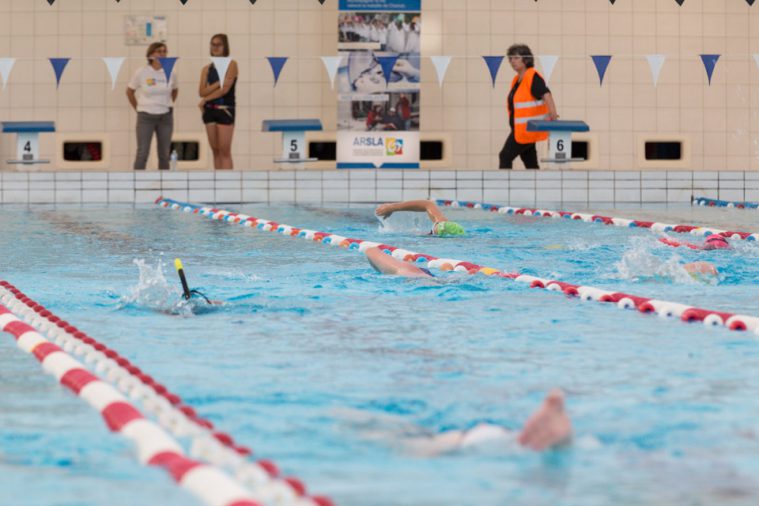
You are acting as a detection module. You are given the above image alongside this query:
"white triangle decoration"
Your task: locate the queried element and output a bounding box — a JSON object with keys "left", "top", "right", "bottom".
{"left": 753, "top": 54, "right": 759, "bottom": 72}
{"left": 102, "top": 57, "right": 125, "bottom": 90}
{"left": 320, "top": 56, "right": 343, "bottom": 89}
{"left": 430, "top": 56, "right": 452, "bottom": 87}
{"left": 0, "top": 58, "right": 16, "bottom": 91}
{"left": 537, "top": 55, "right": 559, "bottom": 84}
{"left": 211, "top": 57, "right": 232, "bottom": 89}
{"left": 646, "top": 54, "right": 666, "bottom": 87}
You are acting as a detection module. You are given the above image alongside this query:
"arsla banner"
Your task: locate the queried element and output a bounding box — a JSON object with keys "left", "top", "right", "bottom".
{"left": 337, "top": 0, "right": 421, "bottom": 168}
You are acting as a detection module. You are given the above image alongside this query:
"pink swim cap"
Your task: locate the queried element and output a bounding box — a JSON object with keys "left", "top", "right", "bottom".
{"left": 703, "top": 234, "right": 730, "bottom": 250}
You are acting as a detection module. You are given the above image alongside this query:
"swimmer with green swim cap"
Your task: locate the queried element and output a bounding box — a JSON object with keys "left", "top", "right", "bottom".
{"left": 375, "top": 200, "right": 465, "bottom": 237}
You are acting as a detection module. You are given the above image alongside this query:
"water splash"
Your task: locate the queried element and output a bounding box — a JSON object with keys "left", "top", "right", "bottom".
{"left": 377, "top": 214, "right": 430, "bottom": 235}
{"left": 120, "top": 259, "right": 193, "bottom": 315}
{"left": 614, "top": 238, "right": 700, "bottom": 284}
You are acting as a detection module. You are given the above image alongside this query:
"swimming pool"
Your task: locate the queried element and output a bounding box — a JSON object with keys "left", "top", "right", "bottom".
{"left": 3, "top": 202, "right": 759, "bottom": 505}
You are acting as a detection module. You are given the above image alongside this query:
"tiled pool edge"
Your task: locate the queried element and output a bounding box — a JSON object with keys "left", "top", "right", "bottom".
{"left": 0, "top": 170, "right": 756, "bottom": 206}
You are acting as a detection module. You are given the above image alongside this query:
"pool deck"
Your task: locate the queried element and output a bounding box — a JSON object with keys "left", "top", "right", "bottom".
{"left": 0, "top": 170, "right": 755, "bottom": 206}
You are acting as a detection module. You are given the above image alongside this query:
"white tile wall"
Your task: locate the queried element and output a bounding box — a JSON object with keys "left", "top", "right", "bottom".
{"left": 1, "top": 169, "right": 758, "bottom": 206}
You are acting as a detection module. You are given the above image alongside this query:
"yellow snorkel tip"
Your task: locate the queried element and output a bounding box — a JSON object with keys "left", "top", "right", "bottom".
{"left": 174, "top": 258, "right": 184, "bottom": 272}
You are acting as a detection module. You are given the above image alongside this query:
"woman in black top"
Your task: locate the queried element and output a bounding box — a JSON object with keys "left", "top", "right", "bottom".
{"left": 499, "top": 44, "right": 558, "bottom": 169}
{"left": 198, "top": 34, "right": 238, "bottom": 170}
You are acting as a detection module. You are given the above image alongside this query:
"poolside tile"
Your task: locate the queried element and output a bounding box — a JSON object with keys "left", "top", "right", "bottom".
{"left": 615, "top": 188, "right": 642, "bottom": 202}
{"left": 718, "top": 171, "right": 744, "bottom": 181}
{"left": 161, "top": 181, "right": 187, "bottom": 191}
{"left": 270, "top": 171, "right": 295, "bottom": 180}
{"left": 430, "top": 188, "right": 456, "bottom": 201}
{"left": 28, "top": 172, "right": 54, "bottom": 181}
{"left": 588, "top": 189, "right": 614, "bottom": 202}
{"left": 161, "top": 171, "right": 188, "bottom": 181}
{"left": 56, "top": 181, "right": 82, "bottom": 190}
{"left": 215, "top": 189, "right": 241, "bottom": 203}
{"left": 562, "top": 179, "right": 586, "bottom": 190}
{"left": 323, "top": 189, "right": 349, "bottom": 202}
{"left": 536, "top": 188, "right": 562, "bottom": 203}
{"left": 377, "top": 170, "right": 402, "bottom": 180}
{"left": 190, "top": 171, "right": 216, "bottom": 180}
{"left": 214, "top": 171, "right": 241, "bottom": 181}
{"left": 29, "top": 190, "right": 54, "bottom": 203}
{"left": 296, "top": 180, "right": 321, "bottom": 190}
{"left": 108, "top": 189, "right": 133, "bottom": 203}
{"left": 483, "top": 189, "right": 509, "bottom": 203}
{"left": 562, "top": 171, "right": 588, "bottom": 180}
{"left": 2, "top": 172, "right": 28, "bottom": 182}
{"left": 350, "top": 188, "right": 376, "bottom": 202}
{"left": 405, "top": 171, "right": 430, "bottom": 180}
{"left": 718, "top": 189, "right": 745, "bottom": 201}
{"left": 241, "top": 188, "right": 267, "bottom": 203}
{"left": 745, "top": 189, "right": 759, "bottom": 201}
{"left": 55, "top": 189, "right": 82, "bottom": 203}
{"left": 429, "top": 179, "right": 456, "bottom": 189}
{"left": 377, "top": 188, "right": 403, "bottom": 202}
{"left": 82, "top": 190, "right": 108, "bottom": 203}
{"left": 55, "top": 172, "right": 82, "bottom": 181}
{"left": 509, "top": 171, "right": 536, "bottom": 181}
{"left": 270, "top": 189, "right": 295, "bottom": 202}
{"left": 189, "top": 189, "right": 215, "bottom": 202}
{"left": 666, "top": 171, "right": 692, "bottom": 180}
{"left": 666, "top": 189, "right": 693, "bottom": 202}
{"left": 295, "top": 189, "right": 322, "bottom": 203}
{"left": 509, "top": 188, "right": 535, "bottom": 205}
{"left": 2, "top": 190, "right": 28, "bottom": 203}
{"left": 402, "top": 188, "right": 429, "bottom": 200}
{"left": 588, "top": 171, "right": 614, "bottom": 180}
{"left": 429, "top": 170, "right": 456, "bottom": 179}
{"left": 641, "top": 189, "right": 667, "bottom": 203}
{"left": 562, "top": 188, "right": 588, "bottom": 203}
{"left": 135, "top": 180, "right": 161, "bottom": 190}
{"left": 296, "top": 171, "right": 322, "bottom": 180}
{"left": 109, "top": 172, "right": 134, "bottom": 181}
{"left": 134, "top": 190, "right": 159, "bottom": 204}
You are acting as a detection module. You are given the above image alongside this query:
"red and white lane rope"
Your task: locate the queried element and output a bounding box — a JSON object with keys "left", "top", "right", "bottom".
{"left": 693, "top": 196, "right": 759, "bottom": 210}
{"left": 0, "top": 282, "right": 333, "bottom": 506}
{"left": 156, "top": 197, "right": 759, "bottom": 334}
{"left": 435, "top": 199, "right": 759, "bottom": 242}
{"left": 0, "top": 301, "right": 259, "bottom": 506}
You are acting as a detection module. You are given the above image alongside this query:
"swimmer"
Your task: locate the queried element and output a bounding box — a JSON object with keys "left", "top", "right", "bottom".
{"left": 375, "top": 200, "right": 465, "bottom": 237}
{"left": 365, "top": 247, "right": 434, "bottom": 278}
{"left": 348, "top": 389, "right": 572, "bottom": 457}
{"left": 659, "top": 234, "right": 730, "bottom": 251}
{"left": 683, "top": 261, "right": 719, "bottom": 280}
{"left": 174, "top": 258, "right": 223, "bottom": 306}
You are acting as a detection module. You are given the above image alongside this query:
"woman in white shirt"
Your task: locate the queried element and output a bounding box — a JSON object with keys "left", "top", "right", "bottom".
{"left": 126, "top": 42, "right": 179, "bottom": 170}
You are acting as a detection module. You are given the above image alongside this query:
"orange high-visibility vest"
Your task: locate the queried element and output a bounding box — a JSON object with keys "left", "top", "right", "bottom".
{"left": 508, "top": 68, "right": 549, "bottom": 144}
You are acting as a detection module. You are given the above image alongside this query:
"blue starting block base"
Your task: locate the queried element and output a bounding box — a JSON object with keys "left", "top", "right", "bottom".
{"left": 527, "top": 120, "right": 589, "bottom": 164}
{"left": 2, "top": 121, "right": 56, "bottom": 165}
{"left": 262, "top": 119, "right": 323, "bottom": 164}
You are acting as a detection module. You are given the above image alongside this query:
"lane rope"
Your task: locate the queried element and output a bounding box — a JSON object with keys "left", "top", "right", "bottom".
{"left": 0, "top": 281, "right": 333, "bottom": 506}
{"left": 434, "top": 199, "right": 759, "bottom": 242}
{"left": 0, "top": 300, "right": 261, "bottom": 506}
{"left": 693, "top": 196, "right": 759, "bottom": 210}
{"left": 155, "top": 197, "right": 759, "bottom": 334}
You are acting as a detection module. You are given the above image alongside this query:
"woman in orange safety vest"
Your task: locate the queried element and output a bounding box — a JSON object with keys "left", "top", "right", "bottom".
{"left": 499, "top": 44, "right": 559, "bottom": 169}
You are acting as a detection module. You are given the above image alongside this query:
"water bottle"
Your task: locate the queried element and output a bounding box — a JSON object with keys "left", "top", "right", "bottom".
{"left": 170, "top": 149, "right": 178, "bottom": 171}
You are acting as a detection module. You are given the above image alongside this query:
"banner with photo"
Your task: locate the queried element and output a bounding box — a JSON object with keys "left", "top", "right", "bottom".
{"left": 337, "top": 0, "right": 421, "bottom": 168}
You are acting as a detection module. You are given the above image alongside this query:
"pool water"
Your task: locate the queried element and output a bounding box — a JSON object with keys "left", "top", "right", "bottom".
{"left": 3, "top": 203, "right": 759, "bottom": 505}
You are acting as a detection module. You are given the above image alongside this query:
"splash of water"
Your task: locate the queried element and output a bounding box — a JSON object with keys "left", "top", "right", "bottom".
{"left": 614, "top": 238, "right": 700, "bottom": 285}
{"left": 377, "top": 214, "right": 430, "bottom": 235}
{"left": 120, "top": 259, "right": 192, "bottom": 315}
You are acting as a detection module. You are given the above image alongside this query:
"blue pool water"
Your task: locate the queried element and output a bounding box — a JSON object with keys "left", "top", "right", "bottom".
{"left": 3, "top": 203, "right": 759, "bottom": 505}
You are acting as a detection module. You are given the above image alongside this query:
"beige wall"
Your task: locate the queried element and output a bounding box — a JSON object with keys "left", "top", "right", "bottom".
{"left": 0, "top": 0, "right": 758, "bottom": 171}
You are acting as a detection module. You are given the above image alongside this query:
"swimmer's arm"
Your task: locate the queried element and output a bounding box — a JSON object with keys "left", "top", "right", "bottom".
{"left": 404, "top": 430, "right": 465, "bottom": 457}
{"left": 375, "top": 200, "right": 447, "bottom": 223}
{"left": 365, "top": 247, "right": 401, "bottom": 275}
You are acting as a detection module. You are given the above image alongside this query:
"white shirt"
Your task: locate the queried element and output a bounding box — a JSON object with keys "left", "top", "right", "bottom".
{"left": 128, "top": 65, "right": 178, "bottom": 115}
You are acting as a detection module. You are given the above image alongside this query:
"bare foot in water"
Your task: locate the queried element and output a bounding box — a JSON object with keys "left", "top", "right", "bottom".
{"left": 517, "top": 389, "right": 572, "bottom": 451}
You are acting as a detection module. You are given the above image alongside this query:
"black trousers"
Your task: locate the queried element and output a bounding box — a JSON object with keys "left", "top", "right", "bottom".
{"left": 498, "top": 132, "right": 539, "bottom": 169}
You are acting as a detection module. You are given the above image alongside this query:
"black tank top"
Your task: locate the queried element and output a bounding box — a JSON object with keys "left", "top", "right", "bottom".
{"left": 207, "top": 64, "right": 236, "bottom": 107}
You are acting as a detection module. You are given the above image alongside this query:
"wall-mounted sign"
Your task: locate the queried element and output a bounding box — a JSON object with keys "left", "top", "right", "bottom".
{"left": 124, "top": 15, "right": 168, "bottom": 46}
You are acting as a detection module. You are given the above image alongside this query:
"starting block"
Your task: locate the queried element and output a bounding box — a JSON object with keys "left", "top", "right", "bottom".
{"left": 2, "top": 121, "right": 56, "bottom": 165}
{"left": 527, "top": 120, "right": 589, "bottom": 163}
{"left": 262, "top": 119, "right": 323, "bottom": 163}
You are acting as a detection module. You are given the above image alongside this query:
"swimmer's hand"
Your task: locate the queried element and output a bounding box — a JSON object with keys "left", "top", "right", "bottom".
{"left": 375, "top": 203, "right": 395, "bottom": 219}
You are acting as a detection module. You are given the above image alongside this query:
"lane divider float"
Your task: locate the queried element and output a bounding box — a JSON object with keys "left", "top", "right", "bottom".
{"left": 0, "top": 301, "right": 260, "bottom": 506}
{"left": 155, "top": 197, "right": 759, "bottom": 335}
{"left": 435, "top": 199, "right": 758, "bottom": 242}
{"left": 0, "top": 281, "right": 333, "bottom": 506}
{"left": 693, "top": 196, "right": 759, "bottom": 210}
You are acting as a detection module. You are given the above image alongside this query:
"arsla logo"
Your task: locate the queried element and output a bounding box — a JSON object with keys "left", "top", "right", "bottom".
{"left": 385, "top": 138, "right": 404, "bottom": 156}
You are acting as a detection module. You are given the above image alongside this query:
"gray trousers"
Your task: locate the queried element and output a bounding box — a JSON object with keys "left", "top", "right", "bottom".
{"left": 134, "top": 111, "right": 173, "bottom": 170}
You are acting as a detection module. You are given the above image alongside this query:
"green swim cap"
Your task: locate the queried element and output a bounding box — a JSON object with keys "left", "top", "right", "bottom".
{"left": 433, "top": 221, "right": 465, "bottom": 237}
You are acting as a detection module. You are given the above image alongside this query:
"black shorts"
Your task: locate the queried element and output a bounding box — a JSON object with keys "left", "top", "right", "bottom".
{"left": 202, "top": 107, "right": 235, "bottom": 126}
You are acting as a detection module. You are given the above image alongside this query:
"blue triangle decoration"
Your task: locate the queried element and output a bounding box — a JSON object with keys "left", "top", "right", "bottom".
{"left": 376, "top": 55, "right": 399, "bottom": 86}
{"left": 49, "top": 58, "right": 70, "bottom": 88}
{"left": 700, "top": 54, "right": 720, "bottom": 85}
{"left": 267, "top": 57, "right": 288, "bottom": 86}
{"left": 157, "top": 57, "right": 178, "bottom": 84}
{"left": 591, "top": 55, "right": 612, "bottom": 85}
{"left": 482, "top": 56, "right": 504, "bottom": 88}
